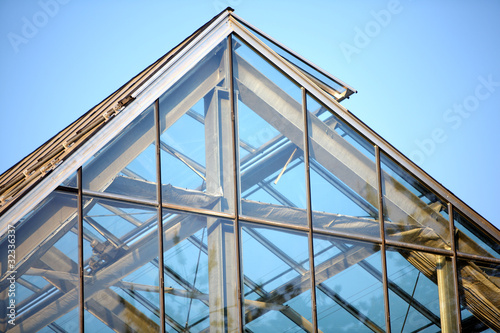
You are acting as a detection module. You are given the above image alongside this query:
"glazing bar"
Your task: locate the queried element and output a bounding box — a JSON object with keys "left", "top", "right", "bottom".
{"left": 228, "top": 34, "right": 244, "bottom": 332}
{"left": 448, "top": 203, "right": 462, "bottom": 332}
{"left": 376, "top": 145, "right": 391, "bottom": 333}
{"left": 77, "top": 167, "right": 84, "bottom": 333}
{"left": 155, "top": 98, "right": 166, "bottom": 333}
{"left": 303, "top": 88, "right": 318, "bottom": 332}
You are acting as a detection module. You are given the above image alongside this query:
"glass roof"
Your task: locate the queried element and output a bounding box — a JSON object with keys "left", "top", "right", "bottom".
{"left": 0, "top": 10, "right": 499, "bottom": 333}
{"left": 234, "top": 14, "right": 356, "bottom": 100}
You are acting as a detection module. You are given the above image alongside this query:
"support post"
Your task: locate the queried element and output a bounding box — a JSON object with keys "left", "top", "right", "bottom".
{"left": 204, "top": 75, "right": 238, "bottom": 331}
{"left": 302, "top": 88, "right": 318, "bottom": 332}
{"left": 436, "top": 255, "right": 458, "bottom": 333}
{"left": 376, "top": 146, "right": 392, "bottom": 333}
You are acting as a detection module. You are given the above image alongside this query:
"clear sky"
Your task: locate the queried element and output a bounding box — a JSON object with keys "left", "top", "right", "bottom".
{"left": 1, "top": 0, "right": 499, "bottom": 229}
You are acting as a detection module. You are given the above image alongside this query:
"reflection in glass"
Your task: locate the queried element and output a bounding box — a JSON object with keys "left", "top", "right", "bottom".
{"left": 233, "top": 36, "right": 307, "bottom": 226}
{"left": 82, "top": 197, "right": 160, "bottom": 332}
{"left": 159, "top": 38, "right": 234, "bottom": 214}
{"left": 458, "top": 259, "right": 500, "bottom": 332}
{"left": 162, "top": 210, "right": 237, "bottom": 332}
{"left": 307, "top": 94, "right": 379, "bottom": 239}
{"left": 454, "top": 209, "right": 500, "bottom": 259}
{"left": 381, "top": 153, "right": 451, "bottom": 249}
{"left": 313, "top": 235, "right": 385, "bottom": 332}
{"left": 385, "top": 248, "right": 452, "bottom": 332}
{"left": 241, "top": 223, "right": 312, "bottom": 332}
{"left": 0, "top": 191, "right": 79, "bottom": 332}
{"left": 82, "top": 104, "right": 157, "bottom": 201}
{"left": 241, "top": 23, "right": 348, "bottom": 99}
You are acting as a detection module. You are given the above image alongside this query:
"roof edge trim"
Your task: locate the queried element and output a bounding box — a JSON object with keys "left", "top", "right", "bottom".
{"left": 231, "top": 12, "right": 357, "bottom": 96}
{"left": 131, "top": 9, "right": 233, "bottom": 100}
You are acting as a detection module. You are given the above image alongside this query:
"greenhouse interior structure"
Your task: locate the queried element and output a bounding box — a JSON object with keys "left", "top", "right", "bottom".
{"left": 0, "top": 7, "right": 499, "bottom": 333}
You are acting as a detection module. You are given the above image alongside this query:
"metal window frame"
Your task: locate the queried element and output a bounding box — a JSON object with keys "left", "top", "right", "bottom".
{"left": 2, "top": 6, "right": 497, "bottom": 255}
{"left": 0, "top": 13, "right": 232, "bottom": 233}
{"left": 231, "top": 13, "right": 357, "bottom": 96}
{"left": 2, "top": 10, "right": 500, "bottom": 333}
{"left": 227, "top": 16, "right": 499, "bottom": 243}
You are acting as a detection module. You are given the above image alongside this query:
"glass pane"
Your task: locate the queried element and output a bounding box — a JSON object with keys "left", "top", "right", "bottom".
{"left": 387, "top": 248, "right": 457, "bottom": 332}
{"left": 162, "top": 210, "right": 237, "bottom": 332}
{"left": 313, "top": 235, "right": 385, "bottom": 332}
{"left": 454, "top": 209, "right": 500, "bottom": 259}
{"left": 61, "top": 169, "right": 78, "bottom": 187}
{"left": 307, "top": 94, "right": 380, "bottom": 239}
{"left": 241, "top": 223, "right": 312, "bottom": 332}
{"left": 233, "top": 36, "right": 306, "bottom": 226}
{"left": 83, "top": 104, "right": 156, "bottom": 201}
{"left": 159, "top": 38, "right": 234, "bottom": 214}
{"left": 381, "top": 153, "right": 451, "bottom": 249}
{"left": 241, "top": 23, "right": 348, "bottom": 99}
{"left": 458, "top": 259, "right": 500, "bottom": 332}
{"left": 0, "top": 191, "right": 79, "bottom": 332}
{"left": 82, "top": 196, "right": 160, "bottom": 332}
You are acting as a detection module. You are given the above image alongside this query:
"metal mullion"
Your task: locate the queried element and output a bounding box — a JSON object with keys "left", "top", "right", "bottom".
{"left": 81, "top": 188, "right": 157, "bottom": 208}
{"left": 228, "top": 34, "right": 244, "bottom": 332}
{"left": 302, "top": 88, "right": 318, "bottom": 332}
{"left": 55, "top": 185, "right": 79, "bottom": 194}
{"left": 155, "top": 98, "right": 166, "bottom": 333}
{"left": 455, "top": 251, "right": 500, "bottom": 264}
{"left": 385, "top": 239, "right": 454, "bottom": 256}
{"left": 448, "top": 203, "right": 462, "bottom": 332}
{"left": 311, "top": 227, "right": 382, "bottom": 244}
{"left": 375, "top": 146, "right": 391, "bottom": 333}
{"left": 77, "top": 167, "right": 84, "bottom": 333}
{"left": 82, "top": 187, "right": 235, "bottom": 220}
{"left": 161, "top": 201, "right": 234, "bottom": 220}
{"left": 239, "top": 215, "right": 309, "bottom": 232}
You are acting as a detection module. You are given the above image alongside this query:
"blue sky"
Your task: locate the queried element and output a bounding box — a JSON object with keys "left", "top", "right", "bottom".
{"left": 1, "top": 0, "right": 499, "bottom": 229}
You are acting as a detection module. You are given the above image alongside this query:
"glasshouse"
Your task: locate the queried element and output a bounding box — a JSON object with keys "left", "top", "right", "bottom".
{"left": 0, "top": 7, "right": 499, "bottom": 333}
